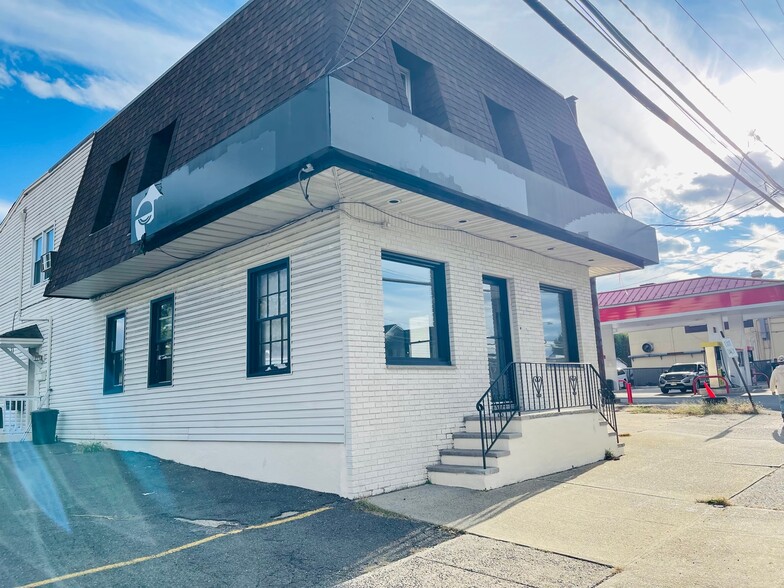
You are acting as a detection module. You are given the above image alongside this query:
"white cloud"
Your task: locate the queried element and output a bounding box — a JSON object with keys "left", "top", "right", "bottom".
{"left": 0, "top": 64, "right": 12, "bottom": 87}
{"left": 16, "top": 71, "right": 139, "bottom": 110}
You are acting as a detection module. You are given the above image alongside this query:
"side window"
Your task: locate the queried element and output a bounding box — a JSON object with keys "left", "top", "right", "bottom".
{"left": 248, "top": 260, "right": 291, "bottom": 377}
{"left": 32, "top": 228, "right": 55, "bottom": 285}
{"left": 540, "top": 285, "right": 579, "bottom": 363}
{"left": 149, "top": 294, "right": 174, "bottom": 387}
{"left": 382, "top": 251, "right": 451, "bottom": 365}
{"left": 104, "top": 312, "right": 126, "bottom": 394}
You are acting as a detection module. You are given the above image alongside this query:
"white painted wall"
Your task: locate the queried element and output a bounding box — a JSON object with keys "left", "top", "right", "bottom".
{"left": 339, "top": 204, "right": 598, "bottom": 497}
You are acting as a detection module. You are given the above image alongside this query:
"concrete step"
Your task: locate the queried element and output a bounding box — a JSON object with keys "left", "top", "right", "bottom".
{"left": 452, "top": 430, "right": 521, "bottom": 451}
{"left": 427, "top": 463, "right": 500, "bottom": 490}
{"left": 463, "top": 415, "right": 523, "bottom": 434}
{"left": 439, "top": 448, "right": 510, "bottom": 467}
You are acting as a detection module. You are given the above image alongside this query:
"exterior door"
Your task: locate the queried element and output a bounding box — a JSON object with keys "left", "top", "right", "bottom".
{"left": 483, "top": 276, "right": 514, "bottom": 383}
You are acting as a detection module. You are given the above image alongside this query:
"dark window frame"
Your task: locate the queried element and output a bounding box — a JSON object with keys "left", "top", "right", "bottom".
{"left": 138, "top": 121, "right": 177, "bottom": 191}
{"left": 391, "top": 42, "right": 450, "bottom": 131}
{"left": 540, "top": 285, "right": 580, "bottom": 363}
{"left": 485, "top": 97, "right": 533, "bottom": 169}
{"left": 382, "top": 251, "right": 451, "bottom": 366}
{"left": 684, "top": 324, "right": 708, "bottom": 334}
{"left": 103, "top": 311, "right": 126, "bottom": 395}
{"left": 92, "top": 153, "right": 131, "bottom": 233}
{"left": 247, "top": 259, "right": 291, "bottom": 378}
{"left": 551, "top": 136, "right": 590, "bottom": 196}
{"left": 148, "top": 294, "right": 175, "bottom": 388}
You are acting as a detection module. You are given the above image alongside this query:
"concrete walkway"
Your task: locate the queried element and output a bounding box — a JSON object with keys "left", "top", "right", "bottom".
{"left": 344, "top": 410, "right": 784, "bottom": 587}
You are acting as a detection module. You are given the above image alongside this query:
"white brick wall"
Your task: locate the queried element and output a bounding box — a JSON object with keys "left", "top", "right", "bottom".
{"left": 339, "top": 204, "right": 598, "bottom": 497}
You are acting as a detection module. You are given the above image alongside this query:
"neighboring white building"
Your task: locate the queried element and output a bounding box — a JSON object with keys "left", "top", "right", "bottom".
{"left": 1, "top": 0, "right": 657, "bottom": 497}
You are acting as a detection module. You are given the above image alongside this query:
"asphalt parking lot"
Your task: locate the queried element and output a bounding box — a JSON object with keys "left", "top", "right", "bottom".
{"left": 0, "top": 443, "right": 453, "bottom": 587}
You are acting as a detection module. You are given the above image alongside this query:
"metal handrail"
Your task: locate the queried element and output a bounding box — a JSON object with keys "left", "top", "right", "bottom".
{"left": 476, "top": 362, "right": 618, "bottom": 468}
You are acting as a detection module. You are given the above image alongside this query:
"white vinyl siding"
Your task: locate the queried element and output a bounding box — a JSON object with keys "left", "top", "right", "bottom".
{"left": 51, "top": 214, "right": 345, "bottom": 444}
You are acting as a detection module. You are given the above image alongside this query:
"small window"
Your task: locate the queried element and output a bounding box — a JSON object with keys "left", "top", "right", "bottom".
{"left": 485, "top": 97, "right": 532, "bottom": 169}
{"left": 32, "top": 228, "right": 55, "bottom": 285}
{"left": 540, "top": 285, "right": 579, "bottom": 363}
{"left": 551, "top": 136, "right": 589, "bottom": 195}
{"left": 104, "top": 312, "right": 126, "bottom": 394}
{"left": 382, "top": 252, "right": 451, "bottom": 365}
{"left": 148, "top": 295, "right": 174, "bottom": 387}
{"left": 399, "top": 66, "right": 412, "bottom": 112}
{"left": 392, "top": 42, "right": 450, "bottom": 130}
{"left": 92, "top": 154, "right": 130, "bottom": 233}
{"left": 138, "top": 122, "right": 176, "bottom": 191}
{"left": 248, "top": 260, "right": 290, "bottom": 377}
{"left": 684, "top": 324, "right": 708, "bottom": 334}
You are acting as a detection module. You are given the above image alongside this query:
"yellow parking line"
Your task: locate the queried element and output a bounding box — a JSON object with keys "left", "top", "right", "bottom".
{"left": 18, "top": 506, "right": 333, "bottom": 588}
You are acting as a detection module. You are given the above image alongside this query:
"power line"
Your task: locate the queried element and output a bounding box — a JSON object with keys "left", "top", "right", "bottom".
{"left": 623, "top": 225, "right": 784, "bottom": 287}
{"left": 615, "top": 0, "right": 728, "bottom": 110}
{"left": 738, "top": 0, "right": 784, "bottom": 65}
{"left": 319, "top": 0, "right": 365, "bottom": 77}
{"left": 519, "top": 0, "right": 784, "bottom": 216}
{"left": 777, "top": 0, "right": 784, "bottom": 18}
{"left": 328, "top": 0, "right": 415, "bottom": 75}
{"left": 671, "top": 0, "right": 755, "bottom": 82}
{"left": 575, "top": 0, "right": 782, "bottom": 193}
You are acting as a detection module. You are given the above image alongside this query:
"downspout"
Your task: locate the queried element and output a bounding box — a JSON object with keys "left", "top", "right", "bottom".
{"left": 17, "top": 207, "right": 27, "bottom": 327}
{"left": 590, "top": 277, "right": 607, "bottom": 386}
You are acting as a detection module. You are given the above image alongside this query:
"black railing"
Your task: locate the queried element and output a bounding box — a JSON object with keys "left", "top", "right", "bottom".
{"left": 476, "top": 362, "right": 618, "bottom": 468}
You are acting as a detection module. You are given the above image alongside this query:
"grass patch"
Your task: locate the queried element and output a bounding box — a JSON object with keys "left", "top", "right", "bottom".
{"left": 78, "top": 441, "right": 106, "bottom": 453}
{"left": 626, "top": 400, "right": 761, "bottom": 416}
{"left": 697, "top": 497, "right": 732, "bottom": 507}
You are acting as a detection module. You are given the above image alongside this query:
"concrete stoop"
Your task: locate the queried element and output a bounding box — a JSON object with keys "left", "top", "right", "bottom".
{"left": 427, "top": 408, "right": 623, "bottom": 491}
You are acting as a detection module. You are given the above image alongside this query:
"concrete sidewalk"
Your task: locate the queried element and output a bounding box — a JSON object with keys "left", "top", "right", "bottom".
{"left": 346, "top": 410, "right": 784, "bottom": 587}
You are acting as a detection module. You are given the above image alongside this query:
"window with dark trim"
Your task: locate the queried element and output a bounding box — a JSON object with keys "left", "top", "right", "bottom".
{"left": 392, "top": 42, "right": 450, "bottom": 131}
{"left": 540, "top": 285, "right": 579, "bottom": 363}
{"left": 92, "top": 154, "right": 130, "bottom": 233}
{"left": 485, "top": 97, "right": 532, "bottom": 169}
{"left": 32, "top": 227, "right": 54, "bottom": 285}
{"left": 104, "top": 312, "right": 126, "bottom": 394}
{"left": 138, "top": 122, "right": 176, "bottom": 191}
{"left": 684, "top": 324, "right": 708, "bottom": 334}
{"left": 148, "top": 294, "right": 174, "bottom": 387}
{"left": 382, "top": 252, "right": 451, "bottom": 365}
{"left": 551, "top": 136, "right": 589, "bottom": 196}
{"left": 248, "top": 260, "right": 290, "bottom": 377}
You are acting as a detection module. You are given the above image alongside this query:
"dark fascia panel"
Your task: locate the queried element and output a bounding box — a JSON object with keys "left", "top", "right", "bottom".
{"left": 49, "top": 77, "right": 658, "bottom": 298}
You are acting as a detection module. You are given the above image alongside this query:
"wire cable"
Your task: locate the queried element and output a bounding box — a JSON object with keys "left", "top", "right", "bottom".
{"left": 671, "top": 0, "right": 755, "bottom": 82}
{"left": 328, "top": 0, "right": 414, "bottom": 75}
{"left": 319, "top": 0, "right": 365, "bottom": 77}
{"left": 738, "top": 0, "right": 784, "bottom": 65}
{"left": 615, "top": 0, "right": 728, "bottom": 110}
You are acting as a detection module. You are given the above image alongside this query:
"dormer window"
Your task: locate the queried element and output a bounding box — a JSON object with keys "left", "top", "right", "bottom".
{"left": 138, "top": 121, "right": 176, "bottom": 191}
{"left": 399, "top": 67, "right": 412, "bottom": 112}
{"left": 552, "top": 136, "right": 589, "bottom": 195}
{"left": 92, "top": 154, "right": 130, "bottom": 233}
{"left": 486, "top": 97, "right": 532, "bottom": 169}
{"left": 392, "top": 42, "right": 450, "bottom": 131}
{"left": 32, "top": 228, "right": 54, "bottom": 285}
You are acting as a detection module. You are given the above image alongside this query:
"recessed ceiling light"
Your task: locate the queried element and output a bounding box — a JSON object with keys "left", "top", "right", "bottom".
{"left": 510, "top": 235, "right": 519, "bottom": 239}
{"left": 388, "top": 198, "right": 401, "bottom": 204}
{"left": 458, "top": 219, "right": 468, "bottom": 224}
{"left": 588, "top": 259, "right": 595, "bottom": 262}
{"left": 547, "top": 247, "right": 555, "bottom": 251}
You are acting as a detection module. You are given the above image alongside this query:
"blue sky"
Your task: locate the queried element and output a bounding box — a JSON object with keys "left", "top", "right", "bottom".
{"left": 2, "top": 0, "right": 784, "bottom": 290}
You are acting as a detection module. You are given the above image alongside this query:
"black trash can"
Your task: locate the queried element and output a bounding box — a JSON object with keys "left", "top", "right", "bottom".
{"left": 31, "top": 409, "right": 59, "bottom": 445}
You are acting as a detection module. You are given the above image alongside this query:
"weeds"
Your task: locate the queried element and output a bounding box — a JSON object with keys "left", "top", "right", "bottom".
{"left": 79, "top": 441, "right": 106, "bottom": 453}
{"left": 626, "top": 401, "right": 761, "bottom": 416}
{"left": 604, "top": 449, "right": 619, "bottom": 461}
{"left": 697, "top": 497, "right": 732, "bottom": 507}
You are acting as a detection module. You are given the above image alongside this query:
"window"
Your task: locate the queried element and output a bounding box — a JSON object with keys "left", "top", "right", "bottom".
{"left": 382, "top": 252, "right": 450, "bottom": 365}
{"left": 551, "top": 136, "right": 589, "bottom": 196}
{"left": 485, "top": 97, "right": 532, "bottom": 169}
{"left": 148, "top": 295, "right": 174, "bottom": 386}
{"left": 138, "top": 122, "right": 176, "bottom": 191}
{"left": 540, "top": 286, "right": 579, "bottom": 363}
{"left": 92, "top": 154, "right": 131, "bottom": 233}
{"left": 104, "top": 312, "right": 126, "bottom": 394}
{"left": 684, "top": 324, "right": 708, "bottom": 334}
{"left": 392, "top": 42, "right": 450, "bottom": 131}
{"left": 32, "top": 228, "right": 54, "bottom": 285}
{"left": 248, "top": 260, "right": 290, "bottom": 377}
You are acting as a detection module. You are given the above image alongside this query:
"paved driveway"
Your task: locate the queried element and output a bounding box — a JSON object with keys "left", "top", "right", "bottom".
{"left": 0, "top": 443, "right": 453, "bottom": 587}
{"left": 360, "top": 410, "right": 784, "bottom": 587}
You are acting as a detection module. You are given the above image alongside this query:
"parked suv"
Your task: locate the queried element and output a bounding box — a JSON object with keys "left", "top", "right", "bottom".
{"left": 659, "top": 363, "right": 708, "bottom": 394}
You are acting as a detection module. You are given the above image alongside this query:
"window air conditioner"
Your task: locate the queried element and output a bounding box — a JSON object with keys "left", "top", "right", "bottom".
{"left": 41, "top": 251, "right": 55, "bottom": 273}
